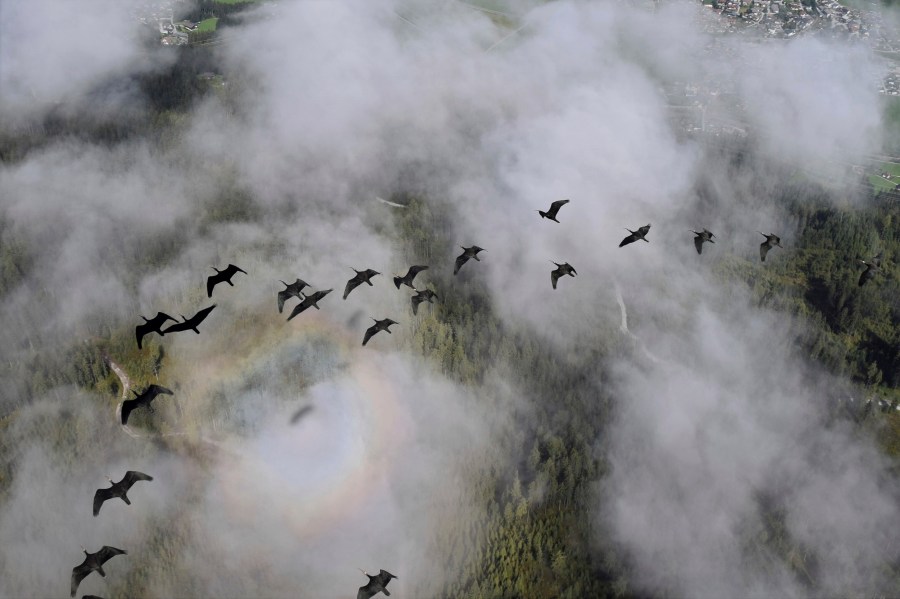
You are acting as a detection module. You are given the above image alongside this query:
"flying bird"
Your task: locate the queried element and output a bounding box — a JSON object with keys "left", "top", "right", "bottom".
{"left": 550, "top": 262, "right": 577, "bottom": 289}
{"left": 410, "top": 288, "right": 438, "bottom": 315}
{"left": 70, "top": 546, "right": 126, "bottom": 598}
{"left": 454, "top": 246, "right": 485, "bottom": 275}
{"left": 286, "top": 289, "right": 333, "bottom": 321}
{"left": 93, "top": 471, "right": 153, "bottom": 517}
{"left": 82, "top": 595, "right": 106, "bottom": 599}
{"left": 161, "top": 305, "right": 216, "bottom": 335}
{"left": 393, "top": 265, "right": 428, "bottom": 289}
{"left": 277, "top": 279, "right": 309, "bottom": 313}
{"left": 691, "top": 229, "right": 716, "bottom": 254}
{"left": 619, "top": 224, "right": 651, "bottom": 247}
{"left": 362, "top": 318, "right": 398, "bottom": 346}
{"left": 120, "top": 384, "right": 173, "bottom": 426}
{"left": 758, "top": 232, "right": 782, "bottom": 262}
{"left": 858, "top": 251, "right": 883, "bottom": 287}
{"left": 290, "top": 405, "right": 314, "bottom": 424}
{"left": 357, "top": 568, "right": 398, "bottom": 599}
{"left": 207, "top": 264, "right": 247, "bottom": 298}
{"left": 344, "top": 268, "right": 380, "bottom": 299}
{"left": 538, "top": 198, "right": 570, "bottom": 223}
{"left": 135, "top": 312, "right": 176, "bottom": 350}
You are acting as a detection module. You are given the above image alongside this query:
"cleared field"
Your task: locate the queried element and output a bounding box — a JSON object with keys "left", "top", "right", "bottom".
{"left": 197, "top": 17, "right": 218, "bottom": 32}
{"left": 870, "top": 161, "right": 900, "bottom": 192}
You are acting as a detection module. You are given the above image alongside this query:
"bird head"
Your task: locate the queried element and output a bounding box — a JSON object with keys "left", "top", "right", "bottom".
{"left": 81, "top": 545, "right": 88, "bottom": 555}
{"left": 106, "top": 475, "right": 114, "bottom": 484}
{"left": 358, "top": 568, "right": 369, "bottom": 577}
{"left": 474, "top": 246, "right": 485, "bottom": 253}
{"left": 387, "top": 319, "right": 399, "bottom": 325}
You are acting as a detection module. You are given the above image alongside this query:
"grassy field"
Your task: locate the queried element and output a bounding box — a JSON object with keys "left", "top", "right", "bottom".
{"left": 197, "top": 17, "right": 219, "bottom": 33}
{"left": 869, "top": 160, "right": 900, "bottom": 192}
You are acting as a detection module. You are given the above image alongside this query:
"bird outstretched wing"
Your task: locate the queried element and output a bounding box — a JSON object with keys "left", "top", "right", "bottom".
{"left": 287, "top": 302, "right": 309, "bottom": 321}
{"left": 71, "top": 562, "right": 92, "bottom": 597}
{"left": 759, "top": 242, "right": 770, "bottom": 262}
{"left": 277, "top": 289, "right": 292, "bottom": 313}
{"left": 123, "top": 471, "right": 153, "bottom": 488}
{"left": 135, "top": 323, "right": 150, "bottom": 350}
{"left": 411, "top": 294, "right": 424, "bottom": 315}
{"left": 344, "top": 276, "right": 363, "bottom": 300}
{"left": 453, "top": 254, "right": 469, "bottom": 275}
{"left": 93, "top": 488, "right": 114, "bottom": 517}
{"left": 206, "top": 273, "right": 220, "bottom": 298}
{"left": 619, "top": 233, "right": 638, "bottom": 247}
{"left": 551, "top": 269, "right": 560, "bottom": 289}
{"left": 96, "top": 546, "right": 127, "bottom": 565}
{"left": 694, "top": 235, "right": 704, "bottom": 255}
{"left": 362, "top": 325, "right": 378, "bottom": 346}
{"left": 549, "top": 199, "right": 569, "bottom": 217}
{"left": 120, "top": 400, "right": 138, "bottom": 426}
{"left": 146, "top": 385, "right": 174, "bottom": 401}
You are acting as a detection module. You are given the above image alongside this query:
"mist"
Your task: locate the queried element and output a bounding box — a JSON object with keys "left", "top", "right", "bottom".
{"left": 1, "top": 0, "right": 898, "bottom": 596}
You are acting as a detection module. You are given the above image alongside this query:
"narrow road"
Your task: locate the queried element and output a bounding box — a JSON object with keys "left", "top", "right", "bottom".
{"left": 614, "top": 282, "right": 663, "bottom": 365}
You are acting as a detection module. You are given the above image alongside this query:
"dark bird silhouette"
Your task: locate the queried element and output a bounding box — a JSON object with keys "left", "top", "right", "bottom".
{"left": 393, "top": 265, "right": 428, "bottom": 289}
{"left": 286, "top": 289, "right": 333, "bottom": 321}
{"left": 277, "top": 279, "right": 309, "bottom": 313}
{"left": 538, "top": 199, "right": 570, "bottom": 223}
{"left": 290, "top": 405, "right": 314, "bottom": 424}
{"left": 344, "top": 268, "right": 381, "bottom": 299}
{"left": 70, "top": 546, "right": 126, "bottom": 597}
{"left": 135, "top": 312, "right": 176, "bottom": 350}
{"left": 93, "top": 471, "right": 153, "bottom": 517}
{"left": 454, "top": 246, "right": 485, "bottom": 275}
{"left": 357, "top": 568, "right": 398, "bottom": 599}
{"left": 82, "top": 595, "right": 106, "bottom": 599}
{"left": 362, "top": 318, "right": 398, "bottom": 346}
{"left": 120, "top": 384, "right": 173, "bottom": 426}
{"left": 619, "top": 224, "right": 651, "bottom": 247}
{"left": 758, "top": 232, "right": 782, "bottom": 262}
{"left": 691, "top": 229, "right": 716, "bottom": 254}
{"left": 550, "top": 262, "right": 577, "bottom": 289}
{"left": 411, "top": 288, "right": 438, "bottom": 315}
{"left": 161, "top": 305, "right": 216, "bottom": 335}
{"left": 858, "top": 251, "right": 883, "bottom": 287}
{"left": 207, "top": 264, "right": 247, "bottom": 298}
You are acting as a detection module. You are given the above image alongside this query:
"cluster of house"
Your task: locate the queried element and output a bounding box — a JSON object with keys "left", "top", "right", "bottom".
{"left": 699, "top": 0, "right": 874, "bottom": 39}
{"left": 882, "top": 70, "right": 900, "bottom": 97}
